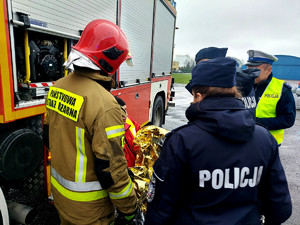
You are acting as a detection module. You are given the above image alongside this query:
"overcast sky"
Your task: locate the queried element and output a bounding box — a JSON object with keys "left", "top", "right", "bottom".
{"left": 173, "top": 0, "right": 300, "bottom": 63}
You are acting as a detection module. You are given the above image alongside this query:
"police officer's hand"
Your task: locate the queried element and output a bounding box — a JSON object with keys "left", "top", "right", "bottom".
{"left": 114, "top": 207, "right": 144, "bottom": 225}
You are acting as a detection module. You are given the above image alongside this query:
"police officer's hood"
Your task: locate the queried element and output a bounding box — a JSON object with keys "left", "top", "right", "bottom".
{"left": 186, "top": 97, "right": 255, "bottom": 142}
{"left": 236, "top": 68, "right": 260, "bottom": 96}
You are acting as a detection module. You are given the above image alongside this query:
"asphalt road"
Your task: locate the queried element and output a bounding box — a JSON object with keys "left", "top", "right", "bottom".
{"left": 163, "top": 83, "right": 300, "bottom": 225}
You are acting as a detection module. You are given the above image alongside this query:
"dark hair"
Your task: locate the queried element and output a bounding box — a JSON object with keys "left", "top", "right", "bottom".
{"left": 192, "top": 86, "right": 242, "bottom": 99}
{"left": 114, "top": 96, "right": 126, "bottom": 106}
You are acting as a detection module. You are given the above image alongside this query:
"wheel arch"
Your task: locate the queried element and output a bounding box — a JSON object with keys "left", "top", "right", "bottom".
{"left": 155, "top": 90, "right": 166, "bottom": 124}
{"left": 150, "top": 91, "right": 166, "bottom": 126}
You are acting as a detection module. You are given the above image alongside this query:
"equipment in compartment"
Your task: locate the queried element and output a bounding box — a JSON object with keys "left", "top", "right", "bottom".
{"left": 15, "top": 29, "right": 65, "bottom": 83}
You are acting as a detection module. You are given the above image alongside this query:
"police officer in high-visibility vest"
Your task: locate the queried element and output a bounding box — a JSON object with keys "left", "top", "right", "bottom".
{"left": 145, "top": 57, "right": 292, "bottom": 225}
{"left": 44, "top": 20, "right": 143, "bottom": 225}
{"left": 246, "top": 50, "right": 296, "bottom": 145}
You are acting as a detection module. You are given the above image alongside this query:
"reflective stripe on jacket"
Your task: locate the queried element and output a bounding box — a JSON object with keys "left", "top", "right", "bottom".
{"left": 256, "top": 77, "right": 285, "bottom": 144}
{"left": 45, "top": 70, "right": 137, "bottom": 224}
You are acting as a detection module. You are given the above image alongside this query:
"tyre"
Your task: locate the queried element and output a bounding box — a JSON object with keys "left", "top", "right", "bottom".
{"left": 0, "top": 129, "right": 43, "bottom": 181}
{"left": 151, "top": 96, "right": 164, "bottom": 127}
{"left": 23, "top": 115, "right": 45, "bottom": 194}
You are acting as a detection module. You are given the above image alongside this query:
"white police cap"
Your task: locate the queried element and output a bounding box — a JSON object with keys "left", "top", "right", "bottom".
{"left": 246, "top": 50, "right": 278, "bottom": 66}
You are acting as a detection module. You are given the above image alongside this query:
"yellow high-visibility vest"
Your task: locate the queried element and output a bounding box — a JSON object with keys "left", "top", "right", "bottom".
{"left": 256, "top": 77, "right": 285, "bottom": 144}
{"left": 126, "top": 117, "right": 137, "bottom": 137}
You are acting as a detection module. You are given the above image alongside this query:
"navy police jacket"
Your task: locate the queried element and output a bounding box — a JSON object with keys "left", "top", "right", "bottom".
{"left": 145, "top": 97, "right": 292, "bottom": 225}
{"left": 236, "top": 68, "right": 260, "bottom": 120}
{"left": 254, "top": 73, "right": 296, "bottom": 130}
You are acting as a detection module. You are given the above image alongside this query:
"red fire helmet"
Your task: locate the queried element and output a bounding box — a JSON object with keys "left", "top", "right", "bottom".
{"left": 73, "top": 19, "right": 131, "bottom": 75}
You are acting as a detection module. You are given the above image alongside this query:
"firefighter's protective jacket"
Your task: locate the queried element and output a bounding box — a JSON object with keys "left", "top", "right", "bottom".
{"left": 45, "top": 70, "right": 137, "bottom": 224}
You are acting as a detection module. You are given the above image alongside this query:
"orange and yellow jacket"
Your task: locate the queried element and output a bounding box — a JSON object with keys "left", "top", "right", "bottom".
{"left": 123, "top": 116, "right": 140, "bottom": 167}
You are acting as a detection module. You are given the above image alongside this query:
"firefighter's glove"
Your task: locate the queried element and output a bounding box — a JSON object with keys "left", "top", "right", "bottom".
{"left": 115, "top": 207, "right": 144, "bottom": 225}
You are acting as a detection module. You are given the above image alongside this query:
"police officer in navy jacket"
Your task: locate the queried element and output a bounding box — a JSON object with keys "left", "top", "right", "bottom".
{"left": 246, "top": 50, "right": 296, "bottom": 145}
{"left": 145, "top": 57, "right": 292, "bottom": 225}
{"left": 185, "top": 46, "right": 228, "bottom": 94}
{"left": 235, "top": 67, "right": 261, "bottom": 120}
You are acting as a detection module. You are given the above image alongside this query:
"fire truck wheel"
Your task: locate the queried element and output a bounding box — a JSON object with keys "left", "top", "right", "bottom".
{"left": 0, "top": 129, "right": 43, "bottom": 181}
{"left": 151, "top": 95, "right": 164, "bottom": 127}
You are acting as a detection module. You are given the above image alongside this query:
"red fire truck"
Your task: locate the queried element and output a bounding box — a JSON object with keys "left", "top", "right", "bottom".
{"left": 0, "top": 0, "right": 176, "bottom": 224}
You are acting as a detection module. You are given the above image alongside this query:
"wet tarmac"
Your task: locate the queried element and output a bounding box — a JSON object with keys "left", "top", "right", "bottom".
{"left": 163, "top": 83, "right": 300, "bottom": 225}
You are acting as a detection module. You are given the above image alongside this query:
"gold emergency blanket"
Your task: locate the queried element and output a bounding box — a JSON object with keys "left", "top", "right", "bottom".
{"left": 129, "top": 125, "right": 169, "bottom": 212}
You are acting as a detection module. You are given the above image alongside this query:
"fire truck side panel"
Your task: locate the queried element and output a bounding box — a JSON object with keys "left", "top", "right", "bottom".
{"left": 10, "top": 0, "right": 117, "bottom": 35}
{"left": 118, "top": 0, "right": 154, "bottom": 84}
{"left": 2, "top": 0, "right": 119, "bottom": 122}
{"left": 152, "top": 0, "right": 176, "bottom": 76}
{"left": 111, "top": 83, "right": 151, "bottom": 127}
{"left": 1, "top": 0, "right": 15, "bottom": 123}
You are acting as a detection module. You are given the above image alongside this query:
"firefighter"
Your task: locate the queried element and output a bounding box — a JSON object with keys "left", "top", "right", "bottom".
{"left": 45, "top": 19, "right": 142, "bottom": 225}
{"left": 246, "top": 50, "right": 296, "bottom": 145}
{"left": 114, "top": 96, "right": 141, "bottom": 168}
{"left": 145, "top": 57, "right": 292, "bottom": 225}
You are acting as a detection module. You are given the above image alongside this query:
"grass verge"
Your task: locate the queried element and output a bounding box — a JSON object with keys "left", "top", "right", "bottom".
{"left": 172, "top": 73, "right": 191, "bottom": 84}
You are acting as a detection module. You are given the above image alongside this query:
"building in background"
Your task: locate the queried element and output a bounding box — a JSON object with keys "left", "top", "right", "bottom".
{"left": 272, "top": 55, "right": 300, "bottom": 80}
{"left": 172, "top": 61, "right": 179, "bottom": 72}
{"left": 174, "top": 55, "right": 193, "bottom": 67}
{"left": 173, "top": 55, "right": 194, "bottom": 73}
